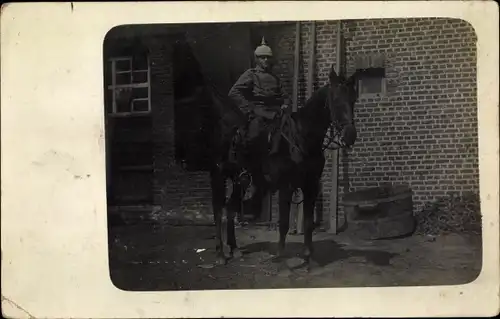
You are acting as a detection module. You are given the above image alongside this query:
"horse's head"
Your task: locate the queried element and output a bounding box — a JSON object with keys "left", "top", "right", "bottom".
{"left": 325, "top": 64, "right": 358, "bottom": 148}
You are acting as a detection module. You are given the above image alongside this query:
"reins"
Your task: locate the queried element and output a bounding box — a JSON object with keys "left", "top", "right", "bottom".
{"left": 322, "top": 83, "right": 355, "bottom": 151}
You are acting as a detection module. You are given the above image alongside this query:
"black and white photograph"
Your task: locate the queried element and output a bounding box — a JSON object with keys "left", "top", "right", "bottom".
{"left": 1, "top": 2, "right": 498, "bottom": 318}
{"left": 105, "top": 18, "right": 483, "bottom": 291}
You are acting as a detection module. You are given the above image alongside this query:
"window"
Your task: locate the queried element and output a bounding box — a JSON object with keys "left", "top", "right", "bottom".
{"left": 355, "top": 53, "right": 387, "bottom": 98}
{"left": 106, "top": 54, "right": 151, "bottom": 116}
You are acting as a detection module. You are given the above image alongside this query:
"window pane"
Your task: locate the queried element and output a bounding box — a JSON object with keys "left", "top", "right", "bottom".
{"left": 115, "top": 88, "right": 132, "bottom": 113}
{"left": 132, "top": 100, "right": 149, "bottom": 112}
{"left": 115, "top": 59, "right": 131, "bottom": 72}
{"left": 361, "top": 78, "right": 383, "bottom": 94}
{"left": 132, "top": 87, "right": 149, "bottom": 99}
{"left": 115, "top": 72, "right": 131, "bottom": 85}
{"left": 133, "top": 55, "right": 148, "bottom": 71}
{"left": 132, "top": 71, "right": 148, "bottom": 84}
{"left": 116, "top": 100, "right": 131, "bottom": 113}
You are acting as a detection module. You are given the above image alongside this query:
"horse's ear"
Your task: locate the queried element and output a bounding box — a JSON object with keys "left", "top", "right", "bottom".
{"left": 329, "top": 64, "right": 340, "bottom": 84}
{"left": 345, "top": 71, "right": 360, "bottom": 101}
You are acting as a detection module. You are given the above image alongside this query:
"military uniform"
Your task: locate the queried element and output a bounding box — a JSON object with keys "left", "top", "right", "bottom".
{"left": 227, "top": 38, "right": 290, "bottom": 201}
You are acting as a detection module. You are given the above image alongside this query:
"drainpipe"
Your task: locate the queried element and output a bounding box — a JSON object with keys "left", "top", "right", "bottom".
{"left": 292, "top": 22, "right": 300, "bottom": 113}
{"left": 290, "top": 21, "right": 302, "bottom": 233}
{"left": 296, "top": 21, "right": 316, "bottom": 234}
{"left": 328, "top": 20, "right": 343, "bottom": 234}
{"left": 307, "top": 21, "right": 316, "bottom": 99}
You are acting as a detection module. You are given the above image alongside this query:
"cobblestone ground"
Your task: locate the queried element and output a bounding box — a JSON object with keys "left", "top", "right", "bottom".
{"left": 108, "top": 220, "right": 482, "bottom": 291}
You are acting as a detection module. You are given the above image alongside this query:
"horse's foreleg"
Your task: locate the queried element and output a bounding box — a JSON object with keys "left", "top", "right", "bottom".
{"left": 277, "top": 186, "right": 293, "bottom": 257}
{"left": 210, "top": 168, "right": 227, "bottom": 265}
{"left": 302, "top": 190, "right": 318, "bottom": 264}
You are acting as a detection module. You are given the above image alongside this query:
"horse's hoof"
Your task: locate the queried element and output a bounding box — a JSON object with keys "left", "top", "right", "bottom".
{"left": 231, "top": 248, "right": 243, "bottom": 259}
{"left": 306, "top": 260, "right": 322, "bottom": 275}
{"left": 216, "top": 256, "right": 227, "bottom": 265}
{"left": 303, "top": 248, "right": 313, "bottom": 260}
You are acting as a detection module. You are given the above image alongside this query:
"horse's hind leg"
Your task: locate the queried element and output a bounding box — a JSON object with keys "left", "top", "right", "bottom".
{"left": 210, "top": 168, "right": 227, "bottom": 265}
{"left": 277, "top": 186, "right": 293, "bottom": 258}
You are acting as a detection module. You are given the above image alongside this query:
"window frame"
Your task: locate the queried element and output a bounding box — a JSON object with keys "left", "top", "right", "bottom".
{"left": 357, "top": 71, "right": 388, "bottom": 98}
{"left": 354, "top": 53, "right": 388, "bottom": 99}
{"left": 106, "top": 55, "right": 152, "bottom": 117}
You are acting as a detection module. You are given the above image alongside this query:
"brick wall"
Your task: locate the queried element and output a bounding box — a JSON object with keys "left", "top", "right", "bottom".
{"left": 292, "top": 18, "right": 479, "bottom": 225}
{"left": 142, "top": 18, "right": 479, "bottom": 226}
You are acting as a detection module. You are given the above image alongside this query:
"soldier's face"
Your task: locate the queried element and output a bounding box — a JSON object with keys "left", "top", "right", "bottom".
{"left": 256, "top": 55, "right": 272, "bottom": 70}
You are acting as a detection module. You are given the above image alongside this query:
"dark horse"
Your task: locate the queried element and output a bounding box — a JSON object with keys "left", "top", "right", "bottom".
{"left": 208, "top": 64, "right": 359, "bottom": 267}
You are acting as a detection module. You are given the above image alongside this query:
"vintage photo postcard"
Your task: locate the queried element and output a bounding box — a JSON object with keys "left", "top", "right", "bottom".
{"left": 1, "top": 1, "right": 499, "bottom": 318}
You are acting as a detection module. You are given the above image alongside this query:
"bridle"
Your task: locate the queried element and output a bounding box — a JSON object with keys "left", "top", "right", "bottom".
{"left": 322, "top": 119, "right": 355, "bottom": 151}
{"left": 322, "top": 83, "right": 355, "bottom": 151}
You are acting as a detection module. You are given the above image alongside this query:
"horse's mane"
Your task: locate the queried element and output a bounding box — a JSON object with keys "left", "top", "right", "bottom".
{"left": 293, "top": 84, "right": 329, "bottom": 123}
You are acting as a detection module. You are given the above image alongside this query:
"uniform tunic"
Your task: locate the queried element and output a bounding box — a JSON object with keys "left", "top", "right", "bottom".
{"left": 228, "top": 66, "right": 290, "bottom": 140}
{"left": 228, "top": 66, "right": 290, "bottom": 116}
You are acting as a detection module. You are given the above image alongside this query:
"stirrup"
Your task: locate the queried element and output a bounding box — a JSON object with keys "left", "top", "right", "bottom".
{"left": 243, "top": 183, "right": 257, "bottom": 201}
{"left": 238, "top": 169, "right": 251, "bottom": 180}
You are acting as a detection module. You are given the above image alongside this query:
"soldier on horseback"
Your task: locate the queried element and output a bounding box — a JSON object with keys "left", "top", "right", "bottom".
{"left": 228, "top": 37, "right": 291, "bottom": 200}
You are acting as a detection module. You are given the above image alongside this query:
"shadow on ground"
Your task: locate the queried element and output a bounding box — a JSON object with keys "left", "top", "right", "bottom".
{"left": 241, "top": 240, "right": 398, "bottom": 268}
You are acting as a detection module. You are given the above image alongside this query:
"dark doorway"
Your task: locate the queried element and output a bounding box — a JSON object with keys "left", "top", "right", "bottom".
{"left": 172, "top": 36, "right": 217, "bottom": 172}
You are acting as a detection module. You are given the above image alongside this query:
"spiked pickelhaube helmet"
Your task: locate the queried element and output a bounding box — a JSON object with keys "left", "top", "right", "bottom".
{"left": 254, "top": 37, "right": 273, "bottom": 57}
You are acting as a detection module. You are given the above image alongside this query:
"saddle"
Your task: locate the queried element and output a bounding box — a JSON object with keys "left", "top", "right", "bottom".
{"left": 227, "top": 111, "right": 304, "bottom": 167}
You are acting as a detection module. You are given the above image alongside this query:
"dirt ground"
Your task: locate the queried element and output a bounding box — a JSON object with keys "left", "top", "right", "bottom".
{"left": 108, "top": 220, "right": 482, "bottom": 291}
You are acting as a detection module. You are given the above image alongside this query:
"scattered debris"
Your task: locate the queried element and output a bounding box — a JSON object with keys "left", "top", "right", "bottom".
{"left": 415, "top": 193, "right": 481, "bottom": 236}
{"left": 196, "top": 248, "right": 206, "bottom": 253}
{"left": 425, "top": 235, "right": 437, "bottom": 242}
{"left": 198, "top": 264, "right": 215, "bottom": 269}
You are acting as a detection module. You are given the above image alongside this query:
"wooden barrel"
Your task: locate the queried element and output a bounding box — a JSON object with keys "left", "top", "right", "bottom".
{"left": 342, "top": 184, "right": 415, "bottom": 240}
